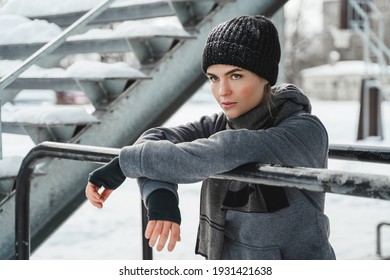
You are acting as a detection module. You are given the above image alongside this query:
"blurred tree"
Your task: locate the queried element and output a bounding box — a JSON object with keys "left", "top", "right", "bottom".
{"left": 284, "top": 0, "right": 328, "bottom": 85}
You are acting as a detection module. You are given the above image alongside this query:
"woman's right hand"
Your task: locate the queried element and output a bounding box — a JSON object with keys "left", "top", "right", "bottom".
{"left": 85, "top": 181, "right": 114, "bottom": 208}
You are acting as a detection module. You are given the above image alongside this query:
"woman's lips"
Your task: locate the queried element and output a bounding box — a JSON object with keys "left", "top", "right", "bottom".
{"left": 221, "top": 101, "right": 237, "bottom": 109}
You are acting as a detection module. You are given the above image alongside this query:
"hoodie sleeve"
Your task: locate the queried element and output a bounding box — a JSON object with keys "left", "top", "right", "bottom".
{"left": 134, "top": 112, "right": 227, "bottom": 145}
{"left": 119, "top": 112, "right": 328, "bottom": 184}
{"left": 134, "top": 112, "right": 227, "bottom": 204}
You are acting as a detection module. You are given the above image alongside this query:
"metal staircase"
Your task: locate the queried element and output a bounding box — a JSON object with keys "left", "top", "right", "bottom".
{"left": 347, "top": 0, "right": 390, "bottom": 88}
{"left": 344, "top": 0, "right": 390, "bottom": 139}
{"left": 0, "top": 0, "right": 288, "bottom": 259}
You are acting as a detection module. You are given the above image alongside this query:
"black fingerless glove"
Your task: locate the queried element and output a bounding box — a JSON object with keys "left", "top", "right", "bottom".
{"left": 88, "top": 157, "right": 126, "bottom": 190}
{"left": 147, "top": 189, "right": 181, "bottom": 225}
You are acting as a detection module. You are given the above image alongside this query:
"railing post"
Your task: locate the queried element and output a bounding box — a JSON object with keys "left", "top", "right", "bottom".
{"left": 376, "top": 222, "right": 390, "bottom": 259}
{"left": 141, "top": 203, "right": 153, "bottom": 260}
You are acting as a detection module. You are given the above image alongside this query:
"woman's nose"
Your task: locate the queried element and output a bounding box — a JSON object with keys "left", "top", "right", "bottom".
{"left": 218, "top": 79, "right": 232, "bottom": 96}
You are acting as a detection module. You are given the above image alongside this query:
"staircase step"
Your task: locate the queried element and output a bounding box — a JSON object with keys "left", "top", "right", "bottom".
{"left": 4, "top": 0, "right": 232, "bottom": 28}
{"left": 27, "top": 1, "right": 176, "bottom": 28}
{"left": 2, "top": 106, "right": 100, "bottom": 143}
{"left": 0, "top": 156, "right": 23, "bottom": 195}
{"left": 0, "top": 23, "right": 194, "bottom": 60}
{"left": 1, "top": 60, "right": 149, "bottom": 106}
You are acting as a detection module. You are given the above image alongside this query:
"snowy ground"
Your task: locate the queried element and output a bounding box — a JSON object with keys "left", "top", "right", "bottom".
{"left": 3, "top": 91, "right": 390, "bottom": 260}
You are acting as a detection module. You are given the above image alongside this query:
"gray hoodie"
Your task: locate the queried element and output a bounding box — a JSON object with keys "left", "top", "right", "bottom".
{"left": 119, "top": 83, "right": 335, "bottom": 260}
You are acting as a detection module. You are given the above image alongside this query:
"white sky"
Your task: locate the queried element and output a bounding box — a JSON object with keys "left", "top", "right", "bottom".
{"left": 284, "top": 0, "right": 324, "bottom": 35}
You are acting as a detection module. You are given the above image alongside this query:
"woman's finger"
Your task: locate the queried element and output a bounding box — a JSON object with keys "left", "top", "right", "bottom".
{"left": 168, "top": 223, "right": 181, "bottom": 252}
{"left": 145, "top": 220, "right": 156, "bottom": 239}
{"left": 156, "top": 221, "right": 171, "bottom": 251}
{"left": 148, "top": 220, "right": 163, "bottom": 248}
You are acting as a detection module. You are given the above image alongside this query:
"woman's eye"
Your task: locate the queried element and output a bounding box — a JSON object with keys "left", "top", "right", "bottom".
{"left": 232, "top": 74, "right": 242, "bottom": 79}
{"left": 209, "top": 76, "right": 218, "bottom": 82}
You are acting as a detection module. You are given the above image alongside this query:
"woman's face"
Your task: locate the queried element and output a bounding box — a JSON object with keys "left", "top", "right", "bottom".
{"left": 206, "top": 64, "right": 269, "bottom": 119}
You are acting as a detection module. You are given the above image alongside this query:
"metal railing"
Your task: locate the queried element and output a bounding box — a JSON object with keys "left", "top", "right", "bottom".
{"left": 14, "top": 141, "right": 390, "bottom": 260}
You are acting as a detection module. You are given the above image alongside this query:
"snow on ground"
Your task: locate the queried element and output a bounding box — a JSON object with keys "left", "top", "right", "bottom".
{"left": 2, "top": 90, "right": 390, "bottom": 260}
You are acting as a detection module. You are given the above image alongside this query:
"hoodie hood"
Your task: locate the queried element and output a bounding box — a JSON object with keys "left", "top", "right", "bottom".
{"left": 228, "top": 83, "right": 311, "bottom": 130}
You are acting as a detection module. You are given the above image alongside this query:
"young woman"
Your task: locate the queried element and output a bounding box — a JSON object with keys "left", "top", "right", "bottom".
{"left": 86, "top": 15, "right": 336, "bottom": 260}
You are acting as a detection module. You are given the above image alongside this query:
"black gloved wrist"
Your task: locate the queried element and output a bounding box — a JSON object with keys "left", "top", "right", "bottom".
{"left": 147, "top": 189, "right": 181, "bottom": 225}
{"left": 88, "top": 157, "right": 126, "bottom": 190}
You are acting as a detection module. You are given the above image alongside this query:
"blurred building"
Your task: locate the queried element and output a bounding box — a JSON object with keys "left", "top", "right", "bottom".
{"left": 301, "top": 0, "right": 390, "bottom": 100}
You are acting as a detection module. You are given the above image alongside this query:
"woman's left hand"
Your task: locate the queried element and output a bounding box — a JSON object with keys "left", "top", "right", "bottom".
{"left": 145, "top": 220, "right": 181, "bottom": 252}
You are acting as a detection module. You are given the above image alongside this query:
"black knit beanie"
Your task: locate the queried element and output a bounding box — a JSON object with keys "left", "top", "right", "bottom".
{"left": 201, "top": 15, "right": 281, "bottom": 86}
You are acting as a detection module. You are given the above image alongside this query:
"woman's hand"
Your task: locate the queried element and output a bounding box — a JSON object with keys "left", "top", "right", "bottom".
{"left": 145, "top": 220, "right": 181, "bottom": 252}
{"left": 85, "top": 181, "right": 114, "bottom": 208}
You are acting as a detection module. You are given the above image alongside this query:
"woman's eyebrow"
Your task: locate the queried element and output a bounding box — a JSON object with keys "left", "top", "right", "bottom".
{"left": 206, "top": 68, "right": 243, "bottom": 77}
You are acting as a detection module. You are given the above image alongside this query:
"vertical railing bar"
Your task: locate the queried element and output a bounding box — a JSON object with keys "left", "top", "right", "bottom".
{"left": 0, "top": 99, "right": 2, "bottom": 160}
{"left": 376, "top": 222, "right": 390, "bottom": 259}
{"left": 142, "top": 203, "right": 153, "bottom": 260}
{"left": 0, "top": 0, "right": 116, "bottom": 92}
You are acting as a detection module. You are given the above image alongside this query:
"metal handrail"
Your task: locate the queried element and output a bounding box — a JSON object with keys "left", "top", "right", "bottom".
{"left": 0, "top": 0, "right": 116, "bottom": 92}
{"left": 328, "top": 143, "right": 390, "bottom": 163}
{"left": 14, "top": 141, "right": 153, "bottom": 260}
{"left": 14, "top": 141, "right": 390, "bottom": 260}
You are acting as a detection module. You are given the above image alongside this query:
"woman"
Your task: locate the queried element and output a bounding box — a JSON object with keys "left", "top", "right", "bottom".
{"left": 86, "top": 15, "right": 336, "bottom": 260}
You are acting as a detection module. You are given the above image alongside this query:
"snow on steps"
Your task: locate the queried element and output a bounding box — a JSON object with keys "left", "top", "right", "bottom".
{"left": 0, "top": 60, "right": 150, "bottom": 106}
{"left": 0, "top": 156, "right": 23, "bottom": 200}
{"left": 2, "top": 106, "right": 100, "bottom": 144}
{"left": 0, "top": 0, "right": 231, "bottom": 28}
{"left": 0, "top": 15, "right": 194, "bottom": 61}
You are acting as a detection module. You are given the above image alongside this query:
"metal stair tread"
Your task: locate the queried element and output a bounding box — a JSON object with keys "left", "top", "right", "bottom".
{"left": 0, "top": 156, "right": 23, "bottom": 179}
{"left": 2, "top": 106, "right": 99, "bottom": 126}
{"left": 22, "top": 0, "right": 233, "bottom": 28}
{"left": 0, "top": 156, "right": 23, "bottom": 196}
{"left": 25, "top": 0, "right": 176, "bottom": 28}
{"left": 4, "top": 76, "right": 147, "bottom": 91}
{"left": 0, "top": 33, "right": 194, "bottom": 59}
{"left": 2, "top": 106, "right": 100, "bottom": 143}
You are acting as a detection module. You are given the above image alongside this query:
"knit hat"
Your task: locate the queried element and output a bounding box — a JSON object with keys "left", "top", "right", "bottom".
{"left": 201, "top": 15, "right": 281, "bottom": 86}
